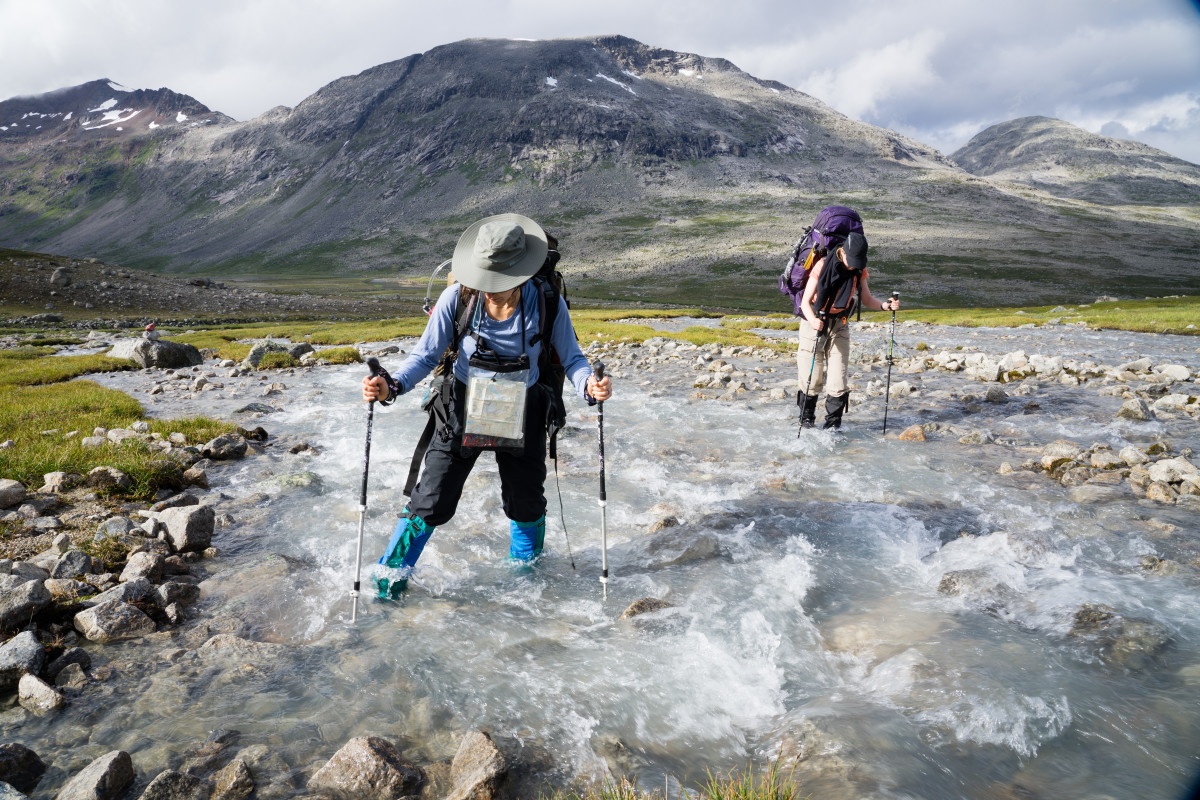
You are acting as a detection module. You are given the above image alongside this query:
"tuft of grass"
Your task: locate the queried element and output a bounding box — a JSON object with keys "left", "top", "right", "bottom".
{"left": 541, "top": 763, "right": 805, "bottom": 800}
{"left": 81, "top": 534, "right": 132, "bottom": 572}
{"left": 314, "top": 346, "right": 363, "bottom": 365}
{"left": 257, "top": 352, "right": 300, "bottom": 370}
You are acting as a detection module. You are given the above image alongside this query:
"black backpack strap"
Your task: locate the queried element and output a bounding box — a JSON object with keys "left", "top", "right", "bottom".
{"left": 402, "top": 288, "right": 477, "bottom": 497}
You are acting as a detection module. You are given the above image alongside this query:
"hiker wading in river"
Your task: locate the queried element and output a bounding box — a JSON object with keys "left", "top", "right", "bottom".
{"left": 361, "top": 213, "right": 612, "bottom": 598}
{"left": 798, "top": 231, "right": 898, "bottom": 430}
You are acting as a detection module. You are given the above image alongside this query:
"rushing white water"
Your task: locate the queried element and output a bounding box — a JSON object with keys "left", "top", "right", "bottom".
{"left": 17, "top": 324, "right": 1200, "bottom": 798}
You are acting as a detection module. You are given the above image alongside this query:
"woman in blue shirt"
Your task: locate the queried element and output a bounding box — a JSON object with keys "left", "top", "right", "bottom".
{"left": 361, "top": 214, "right": 612, "bottom": 598}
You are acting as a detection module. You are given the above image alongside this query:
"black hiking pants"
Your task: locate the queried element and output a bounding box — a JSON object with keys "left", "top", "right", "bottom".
{"left": 407, "top": 380, "right": 548, "bottom": 527}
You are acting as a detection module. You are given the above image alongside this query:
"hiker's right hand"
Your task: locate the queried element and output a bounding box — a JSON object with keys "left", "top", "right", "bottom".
{"left": 362, "top": 375, "right": 389, "bottom": 403}
{"left": 809, "top": 316, "right": 824, "bottom": 332}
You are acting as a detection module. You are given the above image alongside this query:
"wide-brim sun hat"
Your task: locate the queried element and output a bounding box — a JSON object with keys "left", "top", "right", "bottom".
{"left": 450, "top": 213, "right": 548, "bottom": 293}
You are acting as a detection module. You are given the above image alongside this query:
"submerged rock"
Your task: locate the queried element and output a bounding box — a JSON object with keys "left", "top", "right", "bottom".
{"left": 54, "top": 750, "right": 134, "bottom": 800}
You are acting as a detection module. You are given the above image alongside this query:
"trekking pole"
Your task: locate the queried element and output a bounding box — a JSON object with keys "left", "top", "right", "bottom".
{"left": 351, "top": 357, "right": 387, "bottom": 623}
{"left": 800, "top": 311, "right": 827, "bottom": 437}
{"left": 592, "top": 361, "right": 609, "bottom": 599}
{"left": 882, "top": 292, "right": 900, "bottom": 435}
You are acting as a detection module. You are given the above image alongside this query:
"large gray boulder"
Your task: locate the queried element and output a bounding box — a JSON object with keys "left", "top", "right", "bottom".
{"left": 447, "top": 731, "right": 507, "bottom": 800}
{"left": 108, "top": 338, "right": 202, "bottom": 369}
{"left": 0, "top": 632, "right": 45, "bottom": 690}
{"left": 307, "top": 737, "right": 423, "bottom": 800}
{"left": 17, "top": 674, "right": 64, "bottom": 715}
{"left": 158, "top": 505, "right": 215, "bottom": 553}
{"left": 200, "top": 434, "right": 248, "bottom": 460}
{"left": 73, "top": 600, "right": 157, "bottom": 643}
{"left": 0, "top": 578, "right": 51, "bottom": 631}
{"left": 135, "top": 770, "right": 209, "bottom": 800}
{"left": 0, "top": 480, "right": 25, "bottom": 509}
{"left": 54, "top": 750, "right": 134, "bottom": 800}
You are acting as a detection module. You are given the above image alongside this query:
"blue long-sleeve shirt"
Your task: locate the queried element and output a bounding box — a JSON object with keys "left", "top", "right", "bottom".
{"left": 389, "top": 282, "right": 594, "bottom": 400}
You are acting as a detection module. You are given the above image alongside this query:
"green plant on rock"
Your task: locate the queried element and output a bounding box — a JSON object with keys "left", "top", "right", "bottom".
{"left": 257, "top": 352, "right": 300, "bottom": 370}
{"left": 313, "top": 347, "right": 363, "bottom": 365}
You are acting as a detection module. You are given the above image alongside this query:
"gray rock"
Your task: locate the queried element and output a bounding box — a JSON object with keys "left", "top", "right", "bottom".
{"left": 1116, "top": 397, "right": 1155, "bottom": 421}
{"left": 1120, "top": 445, "right": 1150, "bottom": 466}
{"left": 984, "top": 387, "right": 1009, "bottom": 403}
{"left": 1069, "top": 603, "right": 1171, "bottom": 670}
{"left": 43, "top": 579, "right": 94, "bottom": 601}
{"left": 0, "top": 743, "right": 47, "bottom": 794}
{"left": 241, "top": 340, "right": 290, "bottom": 368}
{"left": 45, "top": 647, "right": 92, "bottom": 681}
{"left": 119, "top": 552, "right": 165, "bottom": 584}
{"left": 17, "top": 674, "right": 64, "bottom": 715}
{"left": 87, "top": 467, "right": 134, "bottom": 492}
{"left": 200, "top": 434, "right": 248, "bottom": 460}
{"left": 40, "top": 470, "right": 81, "bottom": 494}
{"left": 0, "top": 579, "right": 51, "bottom": 631}
{"left": 210, "top": 759, "right": 254, "bottom": 800}
{"left": 1148, "top": 456, "right": 1198, "bottom": 484}
{"left": 136, "top": 770, "right": 209, "bottom": 800}
{"left": 83, "top": 578, "right": 155, "bottom": 609}
{"left": 307, "top": 737, "right": 423, "bottom": 800}
{"left": 0, "top": 632, "right": 45, "bottom": 690}
{"left": 149, "top": 493, "right": 198, "bottom": 513}
{"left": 1156, "top": 364, "right": 1192, "bottom": 381}
{"left": 50, "top": 267, "right": 72, "bottom": 288}
{"left": 156, "top": 582, "right": 200, "bottom": 609}
{"left": 108, "top": 338, "right": 203, "bottom": 369}
{"left": 51, "top": 550, "right": 94, "bottom": 580}
{"left": 55, "top": 662, "right": 89, "bottom": 690}
{"left": 97, "top": 516, "right": 137, "bottom": 537}
{"left": 74, "top": 600, "right": 157, "bottom": 643}
{"left": 619, "top": 597, "right": 674, "bottom": 620}
{"left": 54, "top": 750, "right": 134, "bottom": 800}
{"left": 0, "top": 779, "right": 32, "bottom": 799}
{"left": 0, "top": 480, "right": 26, "bottom": 509}
{"left": 159, "top": 505, "right": 215, "bottom": 552}
{"left": 447, "top": 730, "right": 506, "bottom": 800}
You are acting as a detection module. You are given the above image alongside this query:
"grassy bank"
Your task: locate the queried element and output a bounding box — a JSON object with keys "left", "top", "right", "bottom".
{"left": 0, "top": 347, "right": 239, "bottom": 504}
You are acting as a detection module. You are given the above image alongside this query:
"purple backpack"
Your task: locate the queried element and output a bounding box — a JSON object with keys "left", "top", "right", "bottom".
{"left": 777, "top": 205, "right": 864, "bottom": 315}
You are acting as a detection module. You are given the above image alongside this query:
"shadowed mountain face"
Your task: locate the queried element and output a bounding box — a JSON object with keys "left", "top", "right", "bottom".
{"left": 0, "top": 38, "right": 1197, "bottom": 309}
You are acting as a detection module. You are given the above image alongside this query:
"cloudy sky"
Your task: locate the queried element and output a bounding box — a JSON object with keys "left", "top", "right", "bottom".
{"left": 2, "top": 0, "right": 1199, "bottom": 163}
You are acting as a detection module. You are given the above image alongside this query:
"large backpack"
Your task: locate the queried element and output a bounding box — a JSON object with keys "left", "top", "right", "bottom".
{"left": 777, "top": 205, "right": 863, "bottom": 315}
{"left": 403, "top": 244, "right": 570, "bottom": 497}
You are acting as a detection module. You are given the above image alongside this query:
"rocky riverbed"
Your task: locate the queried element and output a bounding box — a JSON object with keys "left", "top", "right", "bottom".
{"left": 1, "top": 319, "right": 1199, "bottom": 799}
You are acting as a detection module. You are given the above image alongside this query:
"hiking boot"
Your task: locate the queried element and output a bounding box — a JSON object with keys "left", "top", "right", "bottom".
{"left": 823, "top": 393, "right": 849, "bottom": 430}
{"left": 372, "top": 511, "right": 434, "bottom": 599}
{"left": 798, "top": 392, "right": 819, "bottom": 428}
{"left": 509, "top": 515, "right": 546, "bottom": 562}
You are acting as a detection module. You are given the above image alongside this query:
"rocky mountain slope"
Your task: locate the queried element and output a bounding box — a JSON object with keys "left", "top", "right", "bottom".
{"left": 951, "top": 116, "right": 1200, "bottom": 205}
{"left": 1, "top": 37, "right": 1197, "bottom": 309}
{"left": 0, "top": 79, "right": 228, "bottom": 141}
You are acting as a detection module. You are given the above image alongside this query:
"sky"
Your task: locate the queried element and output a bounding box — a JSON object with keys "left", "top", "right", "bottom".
{"left": 2, "top": 0, "right": 1199, "bottom": 164}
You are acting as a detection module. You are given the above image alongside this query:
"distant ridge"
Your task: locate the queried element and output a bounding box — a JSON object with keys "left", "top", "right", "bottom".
{"left": 0, "top": 78, "right": 230, "bottom": 141}
{"left": 951, "top": 116, "right": 1200, "bottom": 205}
{"left": 0, "top": 38, "right": 1197, "bottom": 308}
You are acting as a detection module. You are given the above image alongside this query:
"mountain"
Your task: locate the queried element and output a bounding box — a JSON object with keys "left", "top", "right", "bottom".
{"left": 951, "top": 116, "right": 1200, "bottom": 205}
{"left": 0, "top": 79, "right": 230, "bottom": 141}
{"left": 1, "top": 37, "right": 1197, "bottom": 309}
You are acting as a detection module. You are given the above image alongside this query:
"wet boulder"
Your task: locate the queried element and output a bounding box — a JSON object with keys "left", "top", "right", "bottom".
{"left": 897, "top": 424, "right": 926, "bottom": 442}
{"left": 1039, "top": 440, "right": 1083, "bottom": 471}
{"left": 54, "top": 750, "right": 134, "bottom": 800}
{"left": 1069, "top": 603, "right": 1170, "bottom": 669}
{"left": 158, "top": 505, "right": 215, "bottom": 552}
{"left": 45, "top": 646, "right": 92, "bottom": 682}
{"left": 74, "top": 600, "right": 157, "bottom": 643}
{"left": 201, "top": 434, "right": 248, "bottom": 460}
{"left": 136, "top": 769, "right": 209, "bottom": 800}
{"left": 0, "top": 743, "right": 47, "bottom": 795}
{"left": 619, "top": 597, "right": 674, "bottom": 620}
{"left": 18, "top": 674, "right": 64, "bottom": 715}
{"left": 307, "top": 736, "right": 424, "bottom": 800}
{"left": 211, "top": 758, "right": 255, "bottom": 800}
{"left": 447, "top": 730, "right": 506, "bottom": 800}
{"left": 1116, "top": 397, "right": 1155, "bottom": 421}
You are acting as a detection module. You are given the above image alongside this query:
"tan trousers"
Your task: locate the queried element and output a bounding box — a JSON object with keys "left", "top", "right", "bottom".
{"left": 797, "top": 317, "right": 850, "bottom": 396}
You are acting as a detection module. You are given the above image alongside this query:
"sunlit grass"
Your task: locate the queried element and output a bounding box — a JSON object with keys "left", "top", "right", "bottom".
{"left": 541, "top": 762, "right": 805, "bottom": 800}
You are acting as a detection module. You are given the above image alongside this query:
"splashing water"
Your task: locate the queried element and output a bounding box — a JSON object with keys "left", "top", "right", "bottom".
{"left": 26, "top": 325, "right": 1200, "bottom": 799}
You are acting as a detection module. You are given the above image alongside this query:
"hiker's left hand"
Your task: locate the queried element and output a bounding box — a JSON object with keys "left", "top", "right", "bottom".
{"left": 588, "top": 375, "right": 612, "bottom": 402}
